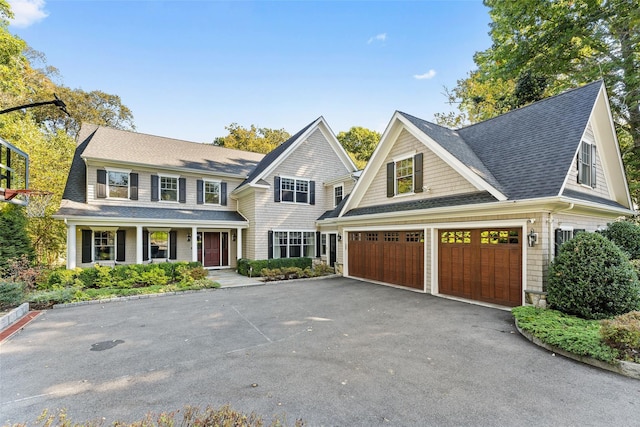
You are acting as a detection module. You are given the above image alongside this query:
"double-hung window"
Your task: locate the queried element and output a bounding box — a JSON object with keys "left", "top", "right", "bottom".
{"left": 387, "top": 153, "right": 423, "bottom": 197}
{"left": 150, "top": 231, "right": 169, "bottom": 259}
{"left": 334, "top": 184, "right": 343, "bottom": 207}
{"left": 160, "top": 176, "right": 178, "bottom": 201}
{"left": 108, "top": 171, "right": 129, "bottom": 198}
{"left": 578, "top": 140, "right": 597, "bottom": 188}
{"left": 280, "top": 177, "right": 310, "bottom": 203}
{"left": 94, "top": 230, "right": 115, "bottom": 261}
{"left": 204, "top": 181, "right": 220, "bottom": 204}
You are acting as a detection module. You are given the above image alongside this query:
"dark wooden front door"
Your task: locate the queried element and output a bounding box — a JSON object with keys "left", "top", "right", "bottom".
{"left": 438, "top": 228, "right": 522, "bottom": 306}
{"left": 329, "top": 234, "right": 337, "bottom": 267}
{"left": 201, "top": 232, "right": 230, "bottom": 267}
{"left": 347, "top": 231, "right": 424, "bottom": 290}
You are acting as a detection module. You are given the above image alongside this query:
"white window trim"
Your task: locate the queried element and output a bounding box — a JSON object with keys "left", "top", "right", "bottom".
{"left": 394, "top": 154, "right": 415, "bottom": 197}
{"left": 578, "top": 140, "right": 595, "bottom": 189}
{"left": 158, "top": 174, "right": 180, "bottom": 203}
{"left": 320, "top": 232, "right": 328, "bottom": 256}
{"left": 333, "top": 183, "right": 344, "bottom": 208}
{"left": 92, "top": 229, "right": 117, "bottom": 262}
{"left": 203, "top": 179, "right": 222, "bottom": 205}
{"left": 105, "top": 168, "right": 131, "bottom": 199}
{"left": 149, "top": 230, "right": 170, "bottom": 260}
{"left": 273, "top": 229, "right": 317, "bottom": 258}
{"left": 280, "top": 176, "right": 310, "bottom": 204}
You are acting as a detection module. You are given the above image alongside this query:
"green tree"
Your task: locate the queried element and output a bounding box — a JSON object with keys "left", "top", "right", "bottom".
{"left": 0, "top": 204, "right": 34, "bottom": 274}
{"left": 336, "top": 126, "right": 380, "bottom": 169}
{"left": 214, "top": 123, "right": 290, "bottom": 154}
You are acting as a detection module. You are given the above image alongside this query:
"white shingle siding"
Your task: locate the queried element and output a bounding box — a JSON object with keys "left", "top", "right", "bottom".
{"left": 564, "top": 122, "right": 611, "bottom": 199}
{"left": 239, "top": 128, "right": 354, "bottom": 260}
{"left": 358, "top": 129, "right": 477, "bottom": 208}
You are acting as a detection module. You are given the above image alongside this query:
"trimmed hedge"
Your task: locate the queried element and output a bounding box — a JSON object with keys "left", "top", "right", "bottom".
{"left": 237, "top": 258, "right": 313, "bottom": 277}
{"left": 547, "top": 232, "right": 640, "bottom": 320}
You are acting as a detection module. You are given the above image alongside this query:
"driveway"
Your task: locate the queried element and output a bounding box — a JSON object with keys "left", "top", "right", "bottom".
{"left": 1, "top": 277, "right": 638, "bottom": 426}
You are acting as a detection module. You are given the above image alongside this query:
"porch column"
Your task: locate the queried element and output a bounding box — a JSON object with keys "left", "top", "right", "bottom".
{"left": 136, "top": 226, "right": 143, "bottom": 264}
{"left": 236, "top": 227, "right": 243, "bottom": 260}
{"left": 191, "top": 226, "right": 198, "bottom": 262}
{"left": 67, "top": 223, "right": 76, "bottom": 269}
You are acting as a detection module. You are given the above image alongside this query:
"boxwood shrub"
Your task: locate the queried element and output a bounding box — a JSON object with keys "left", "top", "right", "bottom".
{"left": 547, "top": 232, "right": 640, "bottom": 320}
{"left": 237, "top": 258, "right": 313, "bottom": 277}
{"left": 601, "top": 220, "right": 640, "bottom": 260}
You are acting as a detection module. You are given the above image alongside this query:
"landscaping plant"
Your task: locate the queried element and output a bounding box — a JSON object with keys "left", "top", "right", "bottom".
{"left": 601, "top": 220, "right": 640, "bottom": 260}
{"left": 547, "top": 232, "right": 640, "bottom": 320}
{"left": 600, "top": 311, "right": 640, "bottom": 363}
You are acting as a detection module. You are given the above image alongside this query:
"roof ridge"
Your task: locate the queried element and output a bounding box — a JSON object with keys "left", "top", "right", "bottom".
{"left": 457, "top": 80, "right": 603, "bottom": 131}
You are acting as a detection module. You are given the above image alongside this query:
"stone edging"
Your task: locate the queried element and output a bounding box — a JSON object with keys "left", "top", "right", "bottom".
{"left": 515, "top": 321, "right": 640, "bottom": 380}
{"left": 0, "top": 303, "right": 29, "bottom": 331}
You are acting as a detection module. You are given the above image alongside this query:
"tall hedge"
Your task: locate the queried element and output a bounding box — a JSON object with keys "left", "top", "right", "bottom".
{"left": 547, "top": 232, "right": 640, "bottom": 320}
{"left": 601, "top": 220, "right": 640, "bottom": 260}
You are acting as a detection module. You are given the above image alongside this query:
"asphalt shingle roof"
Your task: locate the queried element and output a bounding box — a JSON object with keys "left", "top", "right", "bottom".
{"left": 55, "top": 202, "right": 247, "bottom": 222}
{"left": 80, "top": 125, "right": 265, "bottom": 176}
{"left": 343, "top": 192, "right": 497, "bottom": 217}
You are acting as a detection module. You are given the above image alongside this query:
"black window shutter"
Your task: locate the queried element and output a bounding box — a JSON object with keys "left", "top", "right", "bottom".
{"left": 274, "top": 177, "right": 281, "bottom": 202}
{"left": 591, "top": 144, "right": 597, "bottom": 188}
{"left": 169, "top": 231, "right": 177, "bottom": 259}
{"left": 130, "top": 173, "right": 138, "bottom": 200}
{"left": 221, "top": 182, "right": 227, "bottom": 206}
{"left": 316, "top": 231, "right": 321, "bottom": 257}
{"left": 386, "top": 162, "right": 395, "bottom": 198}
{"left": 151, "top": 175, "right": 159, "bottom": 201}
{"left": 414, "top": 153, "right": 424, "bottom": 193}
{"left": 142, "top": 230, "right": 149, "bottom": 261}
{"left": 96, "top": 170, "right": 107, "bottom": 198}
{"left": 268, "top": 230, "right": 274, "bottom": 259}
{"left": 82, "top": 230, "right": 92, "bottom": 263}
{"left": 179, "top": 178, "right": 186, "bottom": 203}
{"left": 554, "top": 229, "right": 564, "bottom": 256}
{"left": 196, "top": 180, "right": 204, "bottom": 204}
{"left": 310, "top": 180, "right": 315, "bottom": 205}
{"left": 116, "top": 230, "right": 126, "bottom": 262}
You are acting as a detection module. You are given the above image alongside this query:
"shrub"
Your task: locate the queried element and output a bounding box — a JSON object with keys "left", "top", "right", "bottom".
{"left": 261, "top": 268, "right": 283, "bottom": 281}
{"left": 547, "top": 232, "right": 640, "bottom": 320}
{"left": 238, "top": 258, "right": 313, "bottom": 277}
{"left": 313, "top": 263, "right": 335, "bottom": 276}
{"left": 4, "top": 254, "right": 44, "bottom": 290}
{"left": 27, "top": 287, "right": 80, "bottom": 309}
{"left": 0, "top": 281, "right": 24, "bottom": 310}
{"left": 600, "top": 311, "right": 640, "bottom": 362}
{"left": 601, "top": 220, "right": 640, "bottom": 259}
{"left": 512, "top": 306, "right": 620, "bottom": 363}
{"left": 46, "top": 268, "right": 82, "bottom": 289}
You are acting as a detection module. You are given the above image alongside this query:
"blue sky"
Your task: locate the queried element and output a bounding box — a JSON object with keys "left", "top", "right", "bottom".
{"left": 8, "top": 0, "right": 492, "bottom": 143}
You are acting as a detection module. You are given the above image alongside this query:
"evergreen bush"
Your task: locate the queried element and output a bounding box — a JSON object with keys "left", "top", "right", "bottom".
{"left": 237, "top": 257, "right": 313, "bottom": 276}
{"left": 601, "top": 220, "right": 640, "bottom": 259}
{"left": 0, "top": 281, "right": 24, "bottom": 310}
{"left": 0, "top": 204, "right": 34, "bottom": 274}
{"left": 600, "top": 311, "right": 640, "bottom": 362}
{"left": 547, "top": 232, "right": 640, "bottom": 320}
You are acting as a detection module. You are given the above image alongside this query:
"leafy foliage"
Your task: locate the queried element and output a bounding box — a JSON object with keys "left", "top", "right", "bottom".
{"left": 0, "top": 204, "right": 34, "bottom": 273}
{"left": 336, "top": 126, "right": 381, "bottom": 169}
{"left": 600, "top": 311, "right": 640, "bottom": 363}
{"left": 237, "top": 257, "right": 313, "bottom": 277}
{"left": 547, "top": 232, "right": 640, "bottom": 320}
{"left": 512, "top": 306, "right": 619, "bottom": 363}
{"left": 601, "top": 220, "right": 640, "bottom": 259}
{"left": 213, "top": 123, "right": 290, "bottom": 154}
{"left": 0, "top": 280, "right": 24, "bottom": 310}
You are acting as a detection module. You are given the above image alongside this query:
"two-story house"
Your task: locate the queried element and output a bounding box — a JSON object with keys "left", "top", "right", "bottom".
{"left": 55, "top": 117, "right": 358, "bottom": 270}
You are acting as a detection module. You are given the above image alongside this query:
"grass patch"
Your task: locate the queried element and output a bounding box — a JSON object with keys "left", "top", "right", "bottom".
{"left": 512, "top": 306, "right": 620, "bottom": 363}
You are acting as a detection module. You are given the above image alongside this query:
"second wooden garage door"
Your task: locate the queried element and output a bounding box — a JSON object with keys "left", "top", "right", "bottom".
{"left": 438, "top": 228, "right": 522, "bottom": 307}
{"left": 348, "top": 231, "right": 424, "bottom": 290}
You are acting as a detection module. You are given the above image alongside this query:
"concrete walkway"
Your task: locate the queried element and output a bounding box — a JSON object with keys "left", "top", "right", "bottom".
{"left": 207, "top": 268, "right": 263, "bottom": 287}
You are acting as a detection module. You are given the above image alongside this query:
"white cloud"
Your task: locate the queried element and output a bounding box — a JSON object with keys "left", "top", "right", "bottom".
{"left": 7, "top": 0, "right": 48, "bottom": 28}
{"left": 367, "top": 33, "right": 387, "bottom": 44}
{"left": 413, "top": 69, "right": 437, "bottom": 80}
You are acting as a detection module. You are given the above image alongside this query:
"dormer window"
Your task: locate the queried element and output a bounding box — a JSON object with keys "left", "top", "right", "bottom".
{"left": 334, "top": 184, "right": 343, "bottom": 207}
{"left": 578, "top": 140, "right": 596, "bottom": 188}
{"left": 96, "top": 169, "right": 138, "bottom": 200}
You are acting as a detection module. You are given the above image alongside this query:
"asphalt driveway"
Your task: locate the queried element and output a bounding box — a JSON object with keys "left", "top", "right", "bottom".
{"left": 1, "top": 277, "right": 638, "bottom": 426}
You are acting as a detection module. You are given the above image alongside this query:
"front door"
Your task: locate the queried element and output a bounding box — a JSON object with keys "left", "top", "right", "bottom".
{"left": 329, "top": 234, "right": 337, "bottom": 267}
{"left": 200, "top": 232, "right": 230, "bottom": 267}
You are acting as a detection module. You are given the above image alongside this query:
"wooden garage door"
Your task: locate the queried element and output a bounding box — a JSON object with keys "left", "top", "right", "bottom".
{"left": 439, "top": 229, "right": 522, "bottom": 306}
{"left": 348, "top": 231, "right": 424, "bottom": 290}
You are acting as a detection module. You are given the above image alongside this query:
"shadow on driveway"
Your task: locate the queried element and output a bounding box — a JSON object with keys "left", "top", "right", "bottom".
{"left": 1, "top": 277, "right": 638, "bottom": 426}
